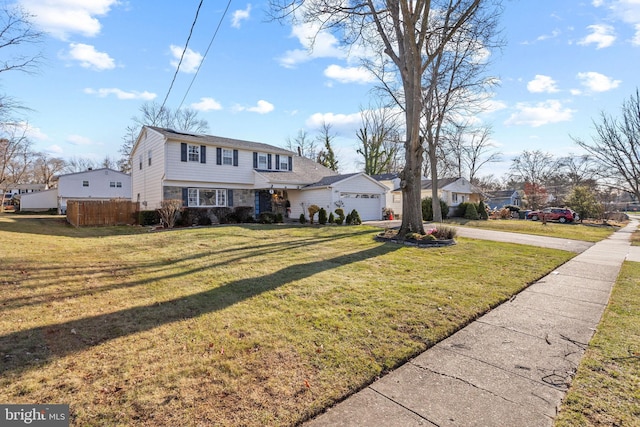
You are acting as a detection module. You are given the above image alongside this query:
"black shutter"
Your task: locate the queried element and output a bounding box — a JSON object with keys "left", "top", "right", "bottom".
{"left": 267, "top": 154, "right": 272, "bottom": 170}
{"left": 216, "top": 147, "right": 222, "bottom": 165}
{"left": 200, "top": 146, "right": 206, "bottom": 163}
{"left": 275, "top": 154, "right": 280, "bottom": 170}
{"left": 227, "top": 189, "right": 233, "bottom": 207}
{"left": 253, "top": 152, "right": 258, "bottom": 169}
{"left": 288, "top": 156, "right": 293, "bottom": 171}
{"left": 181, "top": 188, "right": 188, "bottom": 206}
{"left": 233, "top": 150, "right": 239, "bottom": 166}
{"left": 181, "top": 143, "right": 187, "bottom": 162}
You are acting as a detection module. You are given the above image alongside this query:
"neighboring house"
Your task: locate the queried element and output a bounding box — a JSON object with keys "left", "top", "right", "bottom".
{"left": 131, "top": 126, "right": 388, "bottom": 221}
{"left": 373, "top": 175, "right": 483, "bottom": 218}
{"left": 422, "top": 177, "right": 483, "bottom": 216}
{"left": 485, "top": 190, "right": 521, "bottom": 210}
{"left": 57, "top": 168, "right": 132, "bottom": 214}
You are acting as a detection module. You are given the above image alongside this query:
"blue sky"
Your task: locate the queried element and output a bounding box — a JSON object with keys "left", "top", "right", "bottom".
{"left": 4, "top": 0, "right": 640, "bottom": 179}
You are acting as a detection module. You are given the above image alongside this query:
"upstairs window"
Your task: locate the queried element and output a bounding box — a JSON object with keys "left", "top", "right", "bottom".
{"left": 257, "top": 153, "right": 268, "bottom": 169}
{"left": 188, "top": 145, "right": 200, "bottom": 162}
{"left": 222, "top": 149, "right": 233, "bottom": 165}
{"left": 279, "top": 156, "right": 289, "bottom": 170}
{"left": 82, "top": 181, "right": 89, "bottom": 187}
{"left": 148, "top": 149, "right": 152, "bottom": 166}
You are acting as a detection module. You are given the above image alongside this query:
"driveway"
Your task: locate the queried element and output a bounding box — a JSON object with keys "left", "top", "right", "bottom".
{"left": 365, "top": 220, "right": 594, "bottom": 253}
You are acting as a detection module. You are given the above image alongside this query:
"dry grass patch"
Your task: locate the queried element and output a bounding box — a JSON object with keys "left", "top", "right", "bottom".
{"left": 555, "top": 262, "right": 640, "bottom": 426}
{"left": 0, "top": 215, "right": 575, "bottom": 426}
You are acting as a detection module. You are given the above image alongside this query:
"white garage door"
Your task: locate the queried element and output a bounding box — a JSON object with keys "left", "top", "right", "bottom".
{"left": 339, "top": 192, "right": 382, "bottom": 221}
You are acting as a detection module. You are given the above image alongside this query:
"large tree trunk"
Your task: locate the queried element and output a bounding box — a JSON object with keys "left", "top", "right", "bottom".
{"left": 428, "top": 140, "right": 443, "bottom": 222}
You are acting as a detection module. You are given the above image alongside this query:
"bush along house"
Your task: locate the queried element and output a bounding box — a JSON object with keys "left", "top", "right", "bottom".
{"left": 131, "top": 126, "right": 388, "bottom": 223}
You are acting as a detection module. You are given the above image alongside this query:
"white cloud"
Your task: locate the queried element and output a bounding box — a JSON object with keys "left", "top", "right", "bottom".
{"left": 633, "top": 23, "right": 640, "bottom": 45}
{"left": 46, "top": 144, "right": 64, "bottom": 154}
{"left": 527, "top": 75, "right": 560, "bottom": 93}
{"left": 577, "top": 71, "right": 621, "bottom": 92}
{"left": 578, "top": 24, "right": 616, "bottom": 48}
{"left": 306, "top": 111, "right": 362, "bottom": 133}
{"left": 279, "top": 22, "right": 346, "bottom": 68}
{"left": 324, "top": 65, "right": 376, "bottom": 84}
{"left": 232, "top": 4, "right": 251, "bottom": 28}
{"left": 504, "top": 100, "right": 575, "bottom": 127}
{"left": 19, "top": 0, "right": 118, "bottom": 39}
{"left": 169, "top": 45, "right": 203, "bottom": 74}
{"left": 67, "top": 43, "right": 115, "bottom": 71}
{"left": 84, "top": 88, "right": 157, "bottom": 100}
{"left": 191, "top": 97, "right": 223, "bottom": 111}
{"left": 67, "top": 134, "right": 94, "bottom": 146}
{"left": 235, "top": 100, "right": 274, "bottom": 114}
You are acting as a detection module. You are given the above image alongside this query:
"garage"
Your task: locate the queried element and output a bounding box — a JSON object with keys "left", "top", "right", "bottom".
{"left": 338, "top": 192, "right": 383, "bottom": 221}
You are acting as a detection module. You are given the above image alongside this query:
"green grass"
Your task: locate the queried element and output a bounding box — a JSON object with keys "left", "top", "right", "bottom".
{"left": 555, "top": 261, "right": 640, "bottom": 426}
{"left": 0, "top": 214, "right": 577, "bottom": 426}
{"left": 446, "top": 218, "right": 617, "bottom": 242}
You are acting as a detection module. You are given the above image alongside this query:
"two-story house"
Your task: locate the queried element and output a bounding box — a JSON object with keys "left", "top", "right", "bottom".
{"left": 131, "top": 127, "right": 387, "bottom": 221}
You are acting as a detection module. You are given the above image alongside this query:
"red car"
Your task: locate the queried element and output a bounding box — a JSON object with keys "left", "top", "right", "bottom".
{"left": 527, "top": 207, "right": 576, "bottom": 223}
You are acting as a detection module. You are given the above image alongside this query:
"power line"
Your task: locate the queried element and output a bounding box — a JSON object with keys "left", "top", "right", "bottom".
{"left": 155, "top": 0, "right": 204, "bottom": 122}
{"left": 178, "top": 0, "right": 233, "bottom": 111}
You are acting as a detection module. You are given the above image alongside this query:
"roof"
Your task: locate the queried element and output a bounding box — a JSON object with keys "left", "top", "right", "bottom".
{"left": 255, "top": 157, "right": 338, "bottom": 186}
{"left": 486, "top": 189, "right": 519, "bottom": 198}
{"left": 304, "top": 173, "right": 360, "bottom": 188}
{"left": 421, "top": 177, "right": 460, "bottom": 190}
{"left": 58, "top": 168, "right": 130, "bottom": 179}
{"left": 145, "top": 126, "right": 295, "bottom": 156}
{"left": 371, "top": 173, "right": 400, "bottom": 181}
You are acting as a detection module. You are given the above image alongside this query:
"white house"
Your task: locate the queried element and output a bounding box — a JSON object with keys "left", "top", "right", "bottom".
{"left": 57, "top": 168, "right": 131, "bottom": 214}
{"left": 19, "top": 189, "right": 58, "bottom": 212}
{"left": 131, "top": 126, "right": 388, "bottom": 221}
{"left": 373, "top": 175, "right": 484, "bottom": 218}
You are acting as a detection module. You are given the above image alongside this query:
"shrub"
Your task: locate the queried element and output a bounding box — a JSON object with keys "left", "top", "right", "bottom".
{"left": 433, "top": 226, "right": 457, "bottom": 240}
{"left": 345, "top": 212, "right": 352, "bottom": 225}
{"left": 318, "top": 207, "right": 328, "bottom": 225}
{"left": 258, "top": 212, "right": 277, "bottom": 224}
{"left": 299, "top": 213, "right": 306, "bottom": 224}
{"left": 478, "top": 200, "right": 489, "bottom": 220}
{"left": 157, "top": 199, "right": 182, "bottom": 229}
{"left": 308, "top": 204, "right": 320, "bottom": 224}
{"left": 464, "top": 203, "right": 479, "bottom": 220}
{"left": 275, "top": 213, "right": 284, "bottom": 223}
{"left": 347, "top": 209, "right": 361, "bottom": 225}
{"left": 139, "top": 210, "right": 160, "bottom": 226}
{"left": 334, "top": 208, "right": 345, "bottom": 225}
{"left": 422, "top": 197, "right": 449, "bottom": 221}
{"left": 328, "top": 212, "right": 335, "bottom": 224}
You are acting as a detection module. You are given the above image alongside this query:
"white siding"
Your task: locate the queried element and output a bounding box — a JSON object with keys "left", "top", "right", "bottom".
{"left": 132, "top": 128, "right": 165, "bottom": 209}
{"left": 19, "top": 189, "right": 58, "bottom": 211}
{"left": 165, "top": 141, "right": 255, "bottom": 185}
{"left": 289, "top": 188, "right": 331, "bottom": 221}
{"left": 58, "top": 169, "right": 131, "bottom": 202}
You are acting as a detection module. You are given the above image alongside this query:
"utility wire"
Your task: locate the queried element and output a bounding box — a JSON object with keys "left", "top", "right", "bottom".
{"left": 177, "top": 0, "right": 233, "bottom": 111}
{"left": 155, "top": 0, "right": 205, "bottom": 123}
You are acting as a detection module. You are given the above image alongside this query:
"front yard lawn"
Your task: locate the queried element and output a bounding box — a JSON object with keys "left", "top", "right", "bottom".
{"left": 555, "top": 261, "right": 640, "bottom": 426}
{"left": 448, "top": 218, "right": 617, "bottom": 242}
{"left": 1, "top": 216, "right": 575, "bottom": 426}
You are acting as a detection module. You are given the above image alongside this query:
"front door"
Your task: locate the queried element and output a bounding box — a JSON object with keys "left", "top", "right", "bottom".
{"left": 255, "top": 190, "right": 272, "bottom": 216}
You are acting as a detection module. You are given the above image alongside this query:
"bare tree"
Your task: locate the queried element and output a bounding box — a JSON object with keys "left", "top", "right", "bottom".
{"left": 285, "top": 129, "right": 317, "bottom": 159}
{"left": 64, "top": 156, "right": 98, "bottom": 173}
{"left": 572, "top": 89, "right": 640, "bottom": 202}
{"left": 0, "top": 3, "right": 44, "bottom": 75}
{"left": 119, "top": 102, "right": 210, "bottom": 172}
{"left": 356, "top": 105, "right": 402, "bottom": 175}
{"left": 270, "top": 0, "right": 501, "bottom": 235}
{"left": 30, "top": 153, "right": 66, "bottom": 187}
{"left": 0, "top": 124, "right": 33, "bottom": 210}
{"left": 509, "top": 150, "right": 556, "bottom": 209}
{"left": 316, "top": 121, "right": 339, "bottom": 171}
{"left": 556, "top": 154, "right": 600, "bottom": 189}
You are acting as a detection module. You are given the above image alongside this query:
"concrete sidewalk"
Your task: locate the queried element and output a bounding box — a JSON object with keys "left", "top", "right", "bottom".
{"left": 307, "top": 220, "right": 638, "bottom": 427}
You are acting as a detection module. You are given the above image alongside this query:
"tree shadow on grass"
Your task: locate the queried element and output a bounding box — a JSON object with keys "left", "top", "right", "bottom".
{"left": 0, "top": 242, "right": 400, "bottom": 376}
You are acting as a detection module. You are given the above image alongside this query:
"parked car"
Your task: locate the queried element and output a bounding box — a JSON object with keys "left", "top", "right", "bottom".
{"left": 527, "top": 207, "right": 576, "bottom": 223}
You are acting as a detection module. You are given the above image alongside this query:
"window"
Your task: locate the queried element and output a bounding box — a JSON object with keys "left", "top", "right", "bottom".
{"left": 148, "top": 149, "right": 152, "bottom": 166}
{"left": 188, "top": 145, "right": 200, "bottom": 162}
{"left": 110, "top": 181, "right": 123, "bottom": 188}
{"left": 139, "top": 154, "right": 143, "bottom": 170}
{"left": 257, "top": 153, "right": 268, "bottom": 169}
{"left": 392, "top": 193, "right": 401, "bottom": 203}
{"left": 222, "top": 149, "right": 233, "bottom": 165}
{"left": 279, "top": 156, "right": 289, "bottom": 170}
{"left": 187, "top": 188, "right": 228, "bottom": 207}
{"left": 82, "top": 181, "right": 89, "bottom": 187}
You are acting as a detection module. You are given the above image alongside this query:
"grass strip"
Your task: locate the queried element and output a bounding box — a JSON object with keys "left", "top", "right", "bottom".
{"left": 555, "top": 261, "right": 640, "bottom": 426}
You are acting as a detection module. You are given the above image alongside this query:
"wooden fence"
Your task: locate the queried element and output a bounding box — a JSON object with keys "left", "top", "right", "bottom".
{"left": 66, "top": 199, "right": 140, "bottom": 227}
